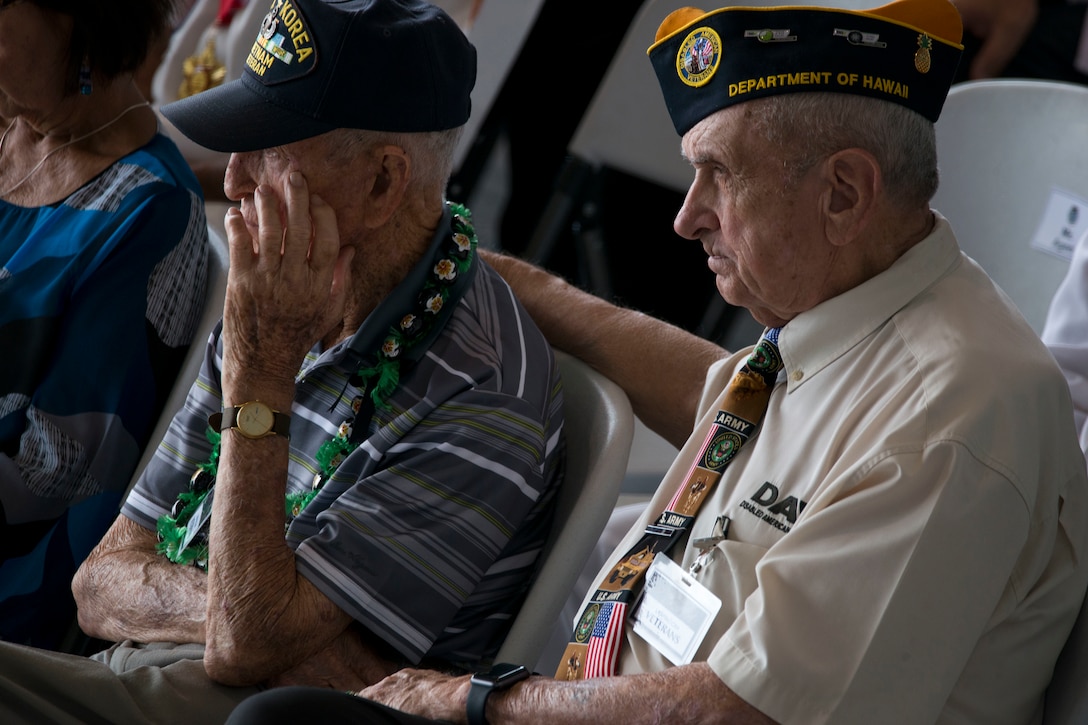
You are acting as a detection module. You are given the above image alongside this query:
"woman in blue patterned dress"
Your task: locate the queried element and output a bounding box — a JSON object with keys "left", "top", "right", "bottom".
{"left": 0, "top": 0, "right": 210, "bottom": 649}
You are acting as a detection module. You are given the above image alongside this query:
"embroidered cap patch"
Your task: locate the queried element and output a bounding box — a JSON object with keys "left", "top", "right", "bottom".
{"left": 247, "top": 0, "right": 317, "bottom": 84}
{"left": 676, "top": 27, "right": 722, "bottom": 87}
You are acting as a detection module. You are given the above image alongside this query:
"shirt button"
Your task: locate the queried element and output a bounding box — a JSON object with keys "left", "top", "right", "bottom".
{"left": 790, "top": 369, "right": 804, "bottom": 382}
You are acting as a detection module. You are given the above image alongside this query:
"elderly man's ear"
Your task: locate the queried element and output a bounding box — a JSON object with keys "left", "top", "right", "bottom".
{"left": 820, "top": 147, "right": 880, "bottom": 247}
{"left": 363, "top": 145, "right": 411, "bottom": 229}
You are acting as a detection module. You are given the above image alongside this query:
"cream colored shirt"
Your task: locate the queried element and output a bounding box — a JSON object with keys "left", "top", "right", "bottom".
{"left": 592, "top": 214, "right": 1088, "bottom": 724}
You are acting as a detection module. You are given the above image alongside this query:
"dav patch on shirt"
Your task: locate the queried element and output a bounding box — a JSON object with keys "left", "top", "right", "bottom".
{"left": 735, "top": 480, "right": 807, "bottom": 536}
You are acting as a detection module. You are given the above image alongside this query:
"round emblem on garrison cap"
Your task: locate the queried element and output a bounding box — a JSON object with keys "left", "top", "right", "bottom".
{"left": 676, "top": 26, "right": 722, "bottom": 87}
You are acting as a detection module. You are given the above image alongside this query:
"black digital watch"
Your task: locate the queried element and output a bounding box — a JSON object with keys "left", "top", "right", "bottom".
{"left": 466, "top": 662, "right": 530, "bottom": 725}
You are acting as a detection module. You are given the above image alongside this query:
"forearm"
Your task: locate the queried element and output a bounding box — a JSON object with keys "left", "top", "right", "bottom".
{"left": 481, "top": 251, "right": 727, "bottom": 448}
{"left": 202, "top": 173, "right": 361, "bottom": 685}
{"left": 202, "top": 375, "right": 351, "bottom": 685}
{"left": 72, "top": 517, "right": 208, "bottom": 644}
{"left": 489, "top": 664, "right": 775, "bottom": 725}
{"left": 362, "top": 662, "right": 776, "bottom": 725}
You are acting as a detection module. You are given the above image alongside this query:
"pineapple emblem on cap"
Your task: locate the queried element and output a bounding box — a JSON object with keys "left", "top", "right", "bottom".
{"left": 915, "top": 33, "right": 932, "bottom": 73}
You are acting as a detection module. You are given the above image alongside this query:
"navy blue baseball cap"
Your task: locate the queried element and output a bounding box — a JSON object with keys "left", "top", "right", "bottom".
{"left": 161, "top": 0, "right": 477, "bottom": 152}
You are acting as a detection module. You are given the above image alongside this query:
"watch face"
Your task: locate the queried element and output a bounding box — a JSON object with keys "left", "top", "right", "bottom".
{"left": 237, "top": 401, "right": 274, "bottom": 437}
{"left": 472, "top": 662, "right": 530, "bottom": 687}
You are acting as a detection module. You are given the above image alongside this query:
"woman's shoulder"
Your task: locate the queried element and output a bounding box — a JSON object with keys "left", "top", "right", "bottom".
{"left": 110, "top": 132, "right": 204, "bottom": 196}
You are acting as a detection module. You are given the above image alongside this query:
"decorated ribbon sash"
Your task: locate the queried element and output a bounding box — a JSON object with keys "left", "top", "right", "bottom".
{"left": 556, "top": 327, "right": 783, "bottom": 679}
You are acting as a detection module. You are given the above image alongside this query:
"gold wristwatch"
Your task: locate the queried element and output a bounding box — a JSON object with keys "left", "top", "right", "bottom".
{"left": 210, "top": 401, "right": 291, "bottom": 440}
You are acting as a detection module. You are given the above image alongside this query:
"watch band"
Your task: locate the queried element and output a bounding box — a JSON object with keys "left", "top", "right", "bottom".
{"left": 466, "top": 663, "right": 529, "bottom": 725}
{"left": 465, "top": 679, "right": 491, "bottom": 725}
{"left": 209, "top": 402, "right": 291, "bottom": 439}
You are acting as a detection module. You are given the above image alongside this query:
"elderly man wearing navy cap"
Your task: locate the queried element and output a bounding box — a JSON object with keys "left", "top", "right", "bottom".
{"left": 225, "top": 0, "right": 1088, "bottom": 723}
{"left": 0, "top": 0, "right": 564, "bottom": 722}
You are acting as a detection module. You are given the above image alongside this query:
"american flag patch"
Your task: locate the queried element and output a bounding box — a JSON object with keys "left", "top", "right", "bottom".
{"left": 584, "top": 600, "right": 627, "bottom": 678}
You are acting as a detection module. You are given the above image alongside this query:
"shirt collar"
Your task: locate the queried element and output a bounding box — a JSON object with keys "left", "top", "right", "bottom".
{"left": 301, "top": 203, "right": 475, "bottom": 375}
{"left": 777, "top": 212, "right": 961, "bottom": 391}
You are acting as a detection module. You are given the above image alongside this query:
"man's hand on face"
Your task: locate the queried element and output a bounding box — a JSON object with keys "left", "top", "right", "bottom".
{"left": 222, "top": 170, "right": 355, "bottom": 380}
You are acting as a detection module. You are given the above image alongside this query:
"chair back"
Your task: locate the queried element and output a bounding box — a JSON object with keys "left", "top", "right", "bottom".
{"left": 932, "top": 79, "right": 1088, "bottom": 333}
{"left": 930, "top": 79, "right": 1088, "bottom": 723}
{"left": 494, "top": 350, "right": 635, "bottom": 667}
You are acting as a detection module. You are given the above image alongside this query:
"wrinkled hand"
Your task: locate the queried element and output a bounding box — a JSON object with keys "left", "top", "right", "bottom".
{"left": 222, "top": 171, "right": 354, "bottom": 383}
{"left": 953, "top": 0, "right": 1038, "bottom": 79}
{"left": 357, "top": 667, "right": 471, "bottom": 723}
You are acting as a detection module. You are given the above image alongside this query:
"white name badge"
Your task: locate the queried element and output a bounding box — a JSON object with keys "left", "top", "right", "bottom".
{"left": 632, "top": 552, "right": 722, "bottom": 666}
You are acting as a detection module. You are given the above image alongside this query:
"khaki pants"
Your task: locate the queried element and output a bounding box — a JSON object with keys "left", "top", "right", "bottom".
{"left": 0, "top": 640, "right": 260, "bottom": 725}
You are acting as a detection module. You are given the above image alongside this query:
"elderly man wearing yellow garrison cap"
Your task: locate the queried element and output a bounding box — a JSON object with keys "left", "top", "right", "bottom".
{"left": 225, "top": 1, "right": 1088, "bottom": 723}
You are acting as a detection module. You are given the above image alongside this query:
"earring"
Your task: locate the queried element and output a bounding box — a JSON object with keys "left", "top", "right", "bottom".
{"left": 79, "top": 55, "right": 92, "bottom": 95}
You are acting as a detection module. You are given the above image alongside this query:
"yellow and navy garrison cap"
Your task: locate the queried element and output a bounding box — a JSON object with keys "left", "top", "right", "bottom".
{"left": 161, "top": 0, "right": 477, "bottom": 152}
{"left": 647, "top": 0, "right": 964, "bottom": 135}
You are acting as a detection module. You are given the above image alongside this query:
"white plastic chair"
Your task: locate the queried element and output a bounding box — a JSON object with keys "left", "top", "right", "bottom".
{"left": 494, "top": 349, "right": 635, "bottom": 668}
{"left": 929, "top": 79, "right": 1088, "bottom": 723}
{"left": 931, "top": 79, "right": 1088, "bottom": 334}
